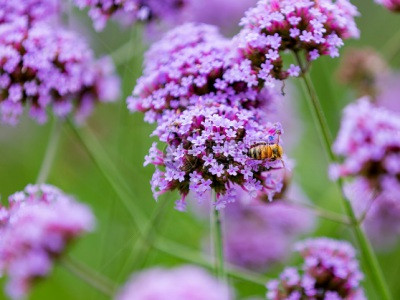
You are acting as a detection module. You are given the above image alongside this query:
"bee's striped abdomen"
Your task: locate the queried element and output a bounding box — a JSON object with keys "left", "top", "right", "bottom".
{"left": 248, "top": 145, "right": 265, "bottom": 160}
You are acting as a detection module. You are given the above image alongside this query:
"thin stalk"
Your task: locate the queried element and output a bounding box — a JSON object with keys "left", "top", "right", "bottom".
{"left": 36, "top": 120, "right": 62, "bottom": 184}
{"left": 61, "top": 256, "right": 117, "bottom": 297}
{"left": 381, "top": 27, "right": 400, "bottom": 62}
{"left": 294, "top": 53, "right": 392, "bottom": 300}
{"left": 211, "top": 192, "right": 226, "bottom": 285}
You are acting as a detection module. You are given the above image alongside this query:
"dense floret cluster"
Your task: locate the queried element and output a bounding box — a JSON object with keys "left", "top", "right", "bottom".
{"left": 0, "top": 184, "right": 95, "bottom": 299}
{"left": 0, "top": 19, "right": 119, "bottom": 125}
{"left": 375, "top": 0, "right": 400, "bottom": 12}
{"left": 331, "top": 99, "right": 400, "bottom": 193}
{"left": 117, "top": 265, "right": 232, "bottom": 300}
{"left": 73, "top": 0, "right": 188, "bottom": 31}
{"left": 267, "top": 238, "right": 365, "bottom": 300}
{"left": 236, "top": 0, "right": 359, "bottom": 82}
{"left": 129, "top": 23, "right": 274, "bottom": 123}
{"left": 146, "top": 104, "right": 284, "bottom": 210}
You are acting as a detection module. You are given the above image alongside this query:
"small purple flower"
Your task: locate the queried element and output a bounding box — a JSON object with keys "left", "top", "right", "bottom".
{"left": 117, "top": 265, "right": 232, "bottom": 300}
{"left": 0, "top": 184, "right": 95, "bottom": 300}
{"left": 331, "top": 98, "right": 400, "bottom": 193}
{"left": 73, "top": 0, "right": 188, "bottom": 31}
{"left": 0, "top": 0, "right": 62, "bottom": 25}
{"left": 128, "top": 23, "right": 276, "bottom": 123}
{"left": 266, "top": 238, "right": 365, "bottom": 300}
{"left": 236, "top": 0, "right": 359, "bottom": 82}
{"left": 0, "top": 19, "right": 120, "bottom": 125}
{"left": 375, "top": 0, "right": 400, "bottom": 12}
{"left": 147, "top": 104, "right": 285, "bottom": 210}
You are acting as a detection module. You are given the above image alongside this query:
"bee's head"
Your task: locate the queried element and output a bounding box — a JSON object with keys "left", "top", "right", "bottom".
{"left": 271, "top": 144, "right": 283, "bottom": 160}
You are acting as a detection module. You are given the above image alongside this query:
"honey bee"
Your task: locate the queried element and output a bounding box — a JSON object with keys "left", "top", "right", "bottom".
{"left": 247, "top": 132, "right": 285, "bottom": 167}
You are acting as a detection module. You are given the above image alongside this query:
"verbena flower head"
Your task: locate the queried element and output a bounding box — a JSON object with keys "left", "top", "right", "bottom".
{"left": 223, "top": 185, "right": 315, "bottom": 270}
{"left": 345, "top": 178, "right": 400, "bottom": 249}
{"left": 375, "top": 0, "right": 400, "bottom": 12}
{"left": 336, "top": 48, "right": 388, "bottom": 99}
{"left": 128, "top": 23, "right": 275, "bottom": 124}
{"left": 330, "top": 98, "right": 400, "bottom": 192}
{"left": 0, "top": 184, "right": 95, "bottom": 299}
{"left": 267, "top": 238, "right": 365, "bottom": 300}
{"left": 0, "top": 19, "right": 120, "bottom": 125}
{"left": 117, "top": 265, "right": 232, "bottom": 300}
{"left": 0, "top": 0, "right": 62, "bottom": 25}
{"left": 236, "top": 0, "right": 359, "bottom": 81}
{"left": 145, "top": 104, "right": 285, "bottom": 211}
{"left": 73, "top": 0, "right": 188, "bottom": 31}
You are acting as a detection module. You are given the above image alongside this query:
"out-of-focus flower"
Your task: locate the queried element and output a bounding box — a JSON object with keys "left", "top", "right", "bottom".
{"left": 0, "top": 0, "right": 62, "bottom": 25}
{"left": 236, "top": 0, "right": 359, "bottom": 82}
{"left": 129, "top": 23, "right": 274, "bottom": 124}
{"left": 0, "top": 19, "right": 120, "bottom": 125}
{"left": 375, "top": 72, "right": 400, "bottom": 113}
{"left": 266, "top": 238, "right": 365, "bottom": 300}
{"left": 336, "top": 48, "right": 388, "bottom": 98}
{"left": 330, "top": 99, "right": 400, "bottom": 193}
{"left": 73, "top": 0, "right": 188, "bottom": 31}
{"left": 116, "top": 265, "right": 232, "bottom": 300}
{"left": 0, "top": 184, "right": 95, "bottom": 300}
{"left": 145, "top": 104, "right": 285, "bottom": 211}
{"left": 375, "top": 0, "right": 400, "bottom": 12}
{"left": 345, "top": 178, "right": 400, "bottom": 249}
{"left": 222, "top": 183, "right": 315, "bottom": 270}
{"left": 182, "top": 0, "right": 257, "bottom": 36}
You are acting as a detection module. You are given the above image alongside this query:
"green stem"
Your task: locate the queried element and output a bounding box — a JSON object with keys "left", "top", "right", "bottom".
{"left": 36, "top": 120, "right": 62, "bottom": 184}
{"left": 61, "top": 256, "right": 117, "bottom": 297}
{"left": 294, "top": 53, "right": 392, "bottom": 300}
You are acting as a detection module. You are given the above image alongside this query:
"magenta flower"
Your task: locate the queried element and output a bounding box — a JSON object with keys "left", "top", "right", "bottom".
{"left": 375, "top": 0, "right": 400, "bottom": 11}
{"left": 267, "top": 238, "right": 365, "bottom": 300}
{"left": 236, "top": 0, "right": 359, "bottom": 81}
{"left": 129, "top": 23, "right": 275, "bottom": 124}
{"left": 146, "top": 104, "right": 285, "bottom": 210}
{"left": 73, "top": 0, "right": 187, "bottom": 31}
{"left": 0, "top": 19, "right": 120, "bottom": 125}
{"left": 330, "top": 98, "right": 400, "bottom": 193}
{"left": 117, "top": 265, "right": 232, "bottom": 300}
{"left": 222, "top": 184, "right": 315, "bottom": 270}
{"left": 0, "top": 0, "right": 62, "bottom": 25}
{"left": 0, "top": 184, "right": 95, "bottom": 299}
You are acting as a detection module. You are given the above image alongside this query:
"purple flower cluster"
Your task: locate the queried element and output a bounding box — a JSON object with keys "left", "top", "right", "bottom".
{"left": 0, "top": 0, "right": 62, "bottom": 25}
{"left": 222, "top": 184, "right": 315, "bottom": 270}
{"left": 237, "top": 0, "right": 359, "bottom": 81}
{"left": 267, "top": 238, "right": 365, "bottom": 300}
{"left": 0, "top": 18, "right": 120, "bottom": 125}
{"left": 331, "top": 99, "right": 400, "bottom": 193}
{"left": 73, "top": 0, "right": 188, "bottom": 31}
{"left": 146, "top": 104, "right": 284, "bottom": 210}
{"left": 0, "top": 184, "right": 95, "bottom": 299}
{"left": 345, "top": 178, "right": 400, "bottom": 249}
{"left": 129, "top": 23, "right": 274, "bottom": 124}
{"left": 375, "top": 0, "right": 400, "bottom": 11}
{"left": 117, "top": 265, "right": 232, "bottom": 300}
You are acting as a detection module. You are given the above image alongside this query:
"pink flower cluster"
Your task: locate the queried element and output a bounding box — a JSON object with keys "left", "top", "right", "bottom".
{"left": 0, "top": 18, "right": 120, "bottom": 125}
{"left": 0, "top": 184, "right": 95, "bottom": 299}
{"left": 129, "top": 23, "right": 274, "bottom": 124}
{"left": 237, "top": 0, "right": 359, "bottom": 82}
{"left": 267, "top": 238, "right": 365, "bottom": 300}
{"left": 117, "top": 265, "right": 232, "bottom": 300}
{"left": 331, "top": 99, "right": 400, "bottom": 193}
{"left": 375, "top": 0, "right": 400, "bottom": 12}
{"left": 73, "top": 0, "right": 188, "bottom": 31}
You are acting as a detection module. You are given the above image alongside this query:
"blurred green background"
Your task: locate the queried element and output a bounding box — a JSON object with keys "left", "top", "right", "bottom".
{"left": 1, "top": 1, "right": 400, "bottom": 299}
